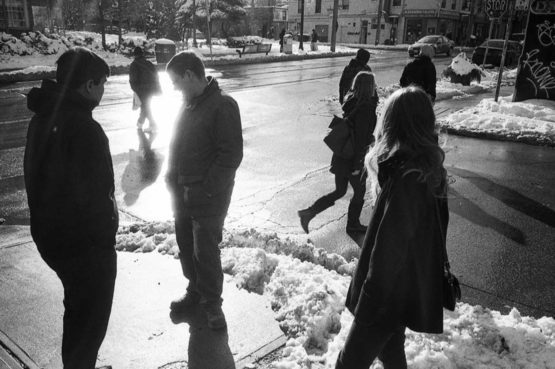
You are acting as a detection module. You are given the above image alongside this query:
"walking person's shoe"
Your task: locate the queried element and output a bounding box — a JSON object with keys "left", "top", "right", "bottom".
{"left": 170, "top": 292, "right": 201, "bottom": 312}
{"left": 346, "top": 221, "right": 367, "bottom": 233}
{"left": 298, "top": 208, "right": 316, "bottom": 234}
{"left": 203, "top": 303, "right": 227, "bottom": 330}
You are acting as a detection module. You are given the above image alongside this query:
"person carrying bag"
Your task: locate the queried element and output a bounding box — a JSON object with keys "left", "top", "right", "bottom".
{"left": 298, "top": 72, "right": 378, "bottom": 234}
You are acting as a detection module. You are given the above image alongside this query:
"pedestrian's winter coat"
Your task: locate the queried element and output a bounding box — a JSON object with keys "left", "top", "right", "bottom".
{"left": 330, "top": 95, "right": 378, "bottom": 177}
{"left": 129, "top": 55, "right": 162, "bottom": 100}
{"left": 345, "top": 151, "right": 448, "bottom": 333}
{"left": 167, "top": 77, "right": 243, "bottom": 216}
{"left": 400, "top": 55, "right": 437, "bottom": 102}
{"left": 339, "top": 59, "right": 372, "bottom": 104}
{"left": 311, "top": 31, "right": 318, "bottom": 43}
{"left": 24, "top": 79, "right": 119, "bottom": 260}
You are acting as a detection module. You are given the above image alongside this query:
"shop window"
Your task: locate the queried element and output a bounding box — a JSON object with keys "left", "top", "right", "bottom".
{"left": 6, "top": 0, "right": 27, "bottom": 28}
{"left": 452, "top": 0, "right": 457, "bottom": 10}
{"left": 341, "top": 0, "right": 349, "bottom": 10}
{"left": 316, "top": 0, "right": 321, "bottom": 13}
{"left": 393, "top": 0, "right": 401, "bottom": 5}
{"left": 441, "top": 0, "right": 446, "bottom": 8}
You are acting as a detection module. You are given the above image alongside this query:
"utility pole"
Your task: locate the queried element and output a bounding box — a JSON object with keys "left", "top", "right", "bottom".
{"left": 467, "top": 0, "right": 475, "bottom": 45}
{"left": 331, "top": 0, "right": 339, "bottom": 51}
{"left": 192, "top": 0, "right": 197, "bottom": 48}
{"left": 375, "top": 0, "right": 384, "bottom": 45}
{"left": 299, "top": 0, "right": 305, "bottom": 50}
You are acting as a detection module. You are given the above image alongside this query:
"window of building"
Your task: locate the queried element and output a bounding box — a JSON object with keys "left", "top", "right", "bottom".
{"left": 341, "top": 0, "right": 349, "bottom": 10}
{"left": 441, "top": 0, "right": 446, "bottom": 8}
{"left": 6, "top": 0, "right": 27, "bottom": 28}
{"left": 452, "top": 0, "right": 457, "bottom": 10}
{"left": 393, "top": 0, "right": 402, "bottom": 5}
{"left": 298, "top": 0, "right": 302, "bottom": 13}
{"left": 316, "top": 0, "right": 321, "bottom": 13}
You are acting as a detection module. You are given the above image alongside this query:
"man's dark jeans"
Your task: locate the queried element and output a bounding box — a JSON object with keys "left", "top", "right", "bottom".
{"left": 335, "top": 321, "right": 407, "bottom": 369}
{"left": 175, "top": 211, "right": 227, "bottom": 305}
{"left": 43, "top": 247, "right": 117, "bottom": 369}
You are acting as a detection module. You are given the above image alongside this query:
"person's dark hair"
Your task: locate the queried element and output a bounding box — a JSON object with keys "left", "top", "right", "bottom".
{"left": 133, "top": 46, "right": 144, "bottom": 57}
{"left": 166, "top": 51, "right": 205, "bottom": 79}
{"left": 365, "top": 86, "right": 447, "bottom": 196}
{"left": 355, "top": 48, "right": 370, "bottom": 65}
{"left": 56, "top": 47, "right": 110, "bottom": 89}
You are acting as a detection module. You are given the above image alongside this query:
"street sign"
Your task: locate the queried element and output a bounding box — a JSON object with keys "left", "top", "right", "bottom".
{"left": 515, "top": 0, "right": 530, "bottom": 10}
{"left": 485, "top": 0, "right": 509, "bottom": 18}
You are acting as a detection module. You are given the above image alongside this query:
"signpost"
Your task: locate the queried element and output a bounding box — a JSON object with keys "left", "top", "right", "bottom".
{"left": 482, "top": 0, "right": 509, "bottom": 67}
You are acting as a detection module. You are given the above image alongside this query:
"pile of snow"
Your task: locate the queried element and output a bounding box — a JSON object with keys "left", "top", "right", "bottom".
{"left": 1, "top": 31, "right": 71, "bottom": 55}
{"left": 442, "top": 53, "right": 485, "bottom": 86}
{"left": 441, "top": 95, "right": 555, "bottom": 146}
{"left": 116, "top": 222, "right": 555, "bottom": 369}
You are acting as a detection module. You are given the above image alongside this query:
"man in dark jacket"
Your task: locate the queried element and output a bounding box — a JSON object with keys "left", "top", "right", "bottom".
{"left": 400, "top": 44, "right": 437, "bottom": 102}
{"left": 166, "top": 51, "right": 243, "bottom": 330}
{"left": 339, "top": 48, "right": 371, "bottom": 104}
{"left": 130, "top": 46, "right": 161, "bottom": 132}
{"left": 24, "top": 47, "right": 118, "bottom": 369}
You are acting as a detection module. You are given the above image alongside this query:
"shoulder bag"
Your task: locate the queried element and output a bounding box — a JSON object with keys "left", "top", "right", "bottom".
{"left": 323, "top": 115, "right": 354, "bottom": 159}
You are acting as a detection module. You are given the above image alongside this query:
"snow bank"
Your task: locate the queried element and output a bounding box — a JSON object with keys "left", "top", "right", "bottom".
{"left": 441, "top": 95, "right": 555, "bottom": 146}
{"left": 116, "top": 222, "right": 555, "bottom": 369}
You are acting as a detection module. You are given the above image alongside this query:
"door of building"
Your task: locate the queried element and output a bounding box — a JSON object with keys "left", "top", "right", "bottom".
{"left": 359, "top": 20, "right": 368, "bottom": 44}
{"left": 315, "top": 24, "right": 328, "bottom": 42}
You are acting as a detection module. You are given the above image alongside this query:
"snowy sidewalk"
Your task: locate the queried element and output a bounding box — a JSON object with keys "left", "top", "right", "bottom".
{"left": 0, "top": 225, "right": 286, "bottom": 369}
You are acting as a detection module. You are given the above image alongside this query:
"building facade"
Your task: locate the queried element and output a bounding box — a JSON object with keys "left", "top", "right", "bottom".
{"left": 287, "top": 0, "right": 526, "bottom": 45}
{"left": 0, "top": 0, "right": 34, "bottom": 33}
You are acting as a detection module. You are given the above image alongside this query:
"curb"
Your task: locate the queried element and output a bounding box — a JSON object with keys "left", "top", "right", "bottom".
{"left": 0, "top": 50, "right": 358, "bottom": 84}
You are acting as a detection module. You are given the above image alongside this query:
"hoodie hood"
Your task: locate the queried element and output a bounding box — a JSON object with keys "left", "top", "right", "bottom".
{"left": 27, "top": 79, "right": 97, "bottom": 115}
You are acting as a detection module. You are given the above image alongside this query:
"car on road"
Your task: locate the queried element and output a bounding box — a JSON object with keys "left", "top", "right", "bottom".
{"left": 408, "top": 35, "right": 455, "bottom": 57}
{"left": 471, "top": 39, "right": 523, "bottom": 67}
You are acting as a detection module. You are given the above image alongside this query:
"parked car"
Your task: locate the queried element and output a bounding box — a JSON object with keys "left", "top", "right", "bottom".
{"left": 408, "top": 35, "right": 455, "bottom": 57}
{"left": 104, "top": 25, "right": 128, "bottom": 35}
{"left": 471, "top": 39, "right": 523, "bottom": 67}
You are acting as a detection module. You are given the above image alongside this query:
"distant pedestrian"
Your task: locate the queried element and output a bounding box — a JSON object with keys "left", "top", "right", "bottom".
{"left": 335, "top": 86, "right": 449, "bottom": 369}
{"left": 310, "top": 29, "right": 319, "bottom": 51}
{"left": 165, "top": 51, "right": 243, "bottom": 330}
{"left": 339, "top": 48, "right": 372, "bottom": 104}
{"left": 130, "top": 46, "right": 161, "bottom": 132}
{"left": 400, "top": 44, "right": 437, "bottom": 102}
{"left": 24, "top": 47, "right": 117, "bottom": 369}
{"left": 298, "top": 72, "right": 379, "bottom": 234}
{"left": 279, "top": 28, "right": 286, "bottom": 52}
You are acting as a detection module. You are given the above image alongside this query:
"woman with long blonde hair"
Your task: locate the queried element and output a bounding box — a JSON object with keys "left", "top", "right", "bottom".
{"left": 336, "top": 86, "right": 449, "bottom": 369}
{"left": 298, "top": 72, "right": 379, "bottom": 234}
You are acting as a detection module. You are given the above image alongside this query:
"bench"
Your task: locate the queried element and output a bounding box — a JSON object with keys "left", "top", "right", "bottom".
{"left": 236, "top": 43, "right": 272, "bottom": 57}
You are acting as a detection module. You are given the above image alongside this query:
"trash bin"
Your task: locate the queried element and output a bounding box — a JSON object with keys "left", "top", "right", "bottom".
{"left": 283, "top": 34, "right": 293, "bottom": 54}
{"left": 155, "top": 38, "right": 176, "bottom": 64}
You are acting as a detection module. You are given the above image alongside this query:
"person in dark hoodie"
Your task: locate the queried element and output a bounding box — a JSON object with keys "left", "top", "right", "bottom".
{"left": 129, "top": 46, "right": 161, "bottom": 132}
{"left": 24, "top": 47, "right": 117, "bottom": 369}
{"left": 339, "top": 48, "right": 372, "bottom": 104}
{"left": 165, "top": 52, "right": 243, "bottom": 330}
{"left": 400, "top": 44, "right": 437, "bottom": 102}
{"left": 298, "top": 72, "right": 379, "bottom": 234}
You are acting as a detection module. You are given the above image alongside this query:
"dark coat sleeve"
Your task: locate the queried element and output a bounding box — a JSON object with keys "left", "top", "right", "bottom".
{"left": 353, "top": 172, "right": 430, "bottom": 325}
{"left": 426, "top": 61, "right": 437, "bottom": 102}
{"left": 202, "top": 96, "right": 244, "bottom": 196}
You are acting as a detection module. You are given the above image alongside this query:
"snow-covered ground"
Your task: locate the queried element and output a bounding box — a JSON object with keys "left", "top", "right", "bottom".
{"left": 116, "top": 223, "right": 555, "bottom": 369}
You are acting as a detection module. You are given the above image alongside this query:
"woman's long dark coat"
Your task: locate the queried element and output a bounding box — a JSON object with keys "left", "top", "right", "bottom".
{"left": 345, "top": 152, "right": 449, "bottom": 333}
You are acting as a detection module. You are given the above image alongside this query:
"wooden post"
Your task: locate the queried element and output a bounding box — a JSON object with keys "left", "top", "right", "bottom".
{"left": 330, "top": 0, "right": 339, "bottom": 52}
{"left": 481, "top": 18, "right": 495, "bottom": 67}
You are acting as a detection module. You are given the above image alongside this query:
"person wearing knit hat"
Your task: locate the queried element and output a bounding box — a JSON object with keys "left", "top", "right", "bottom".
{"left": 399, "top": 44, "right": 437, "bottom": 102}
{"left": 338, "top": 48, "right": 372, "bottom": 104}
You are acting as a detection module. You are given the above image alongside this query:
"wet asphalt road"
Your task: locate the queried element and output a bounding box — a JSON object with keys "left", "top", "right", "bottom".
{"left": 0, "top": 51, "right": 554, "bottom": 318}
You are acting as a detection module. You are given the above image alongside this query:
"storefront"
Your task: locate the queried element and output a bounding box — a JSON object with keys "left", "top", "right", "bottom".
{"left": 403, "top": 8, "right": 464, "bottom": 44}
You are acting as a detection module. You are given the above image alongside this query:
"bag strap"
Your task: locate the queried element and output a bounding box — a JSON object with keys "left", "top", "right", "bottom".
{"left": 434, "top": 197, "right": 451, "bottom": 273}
